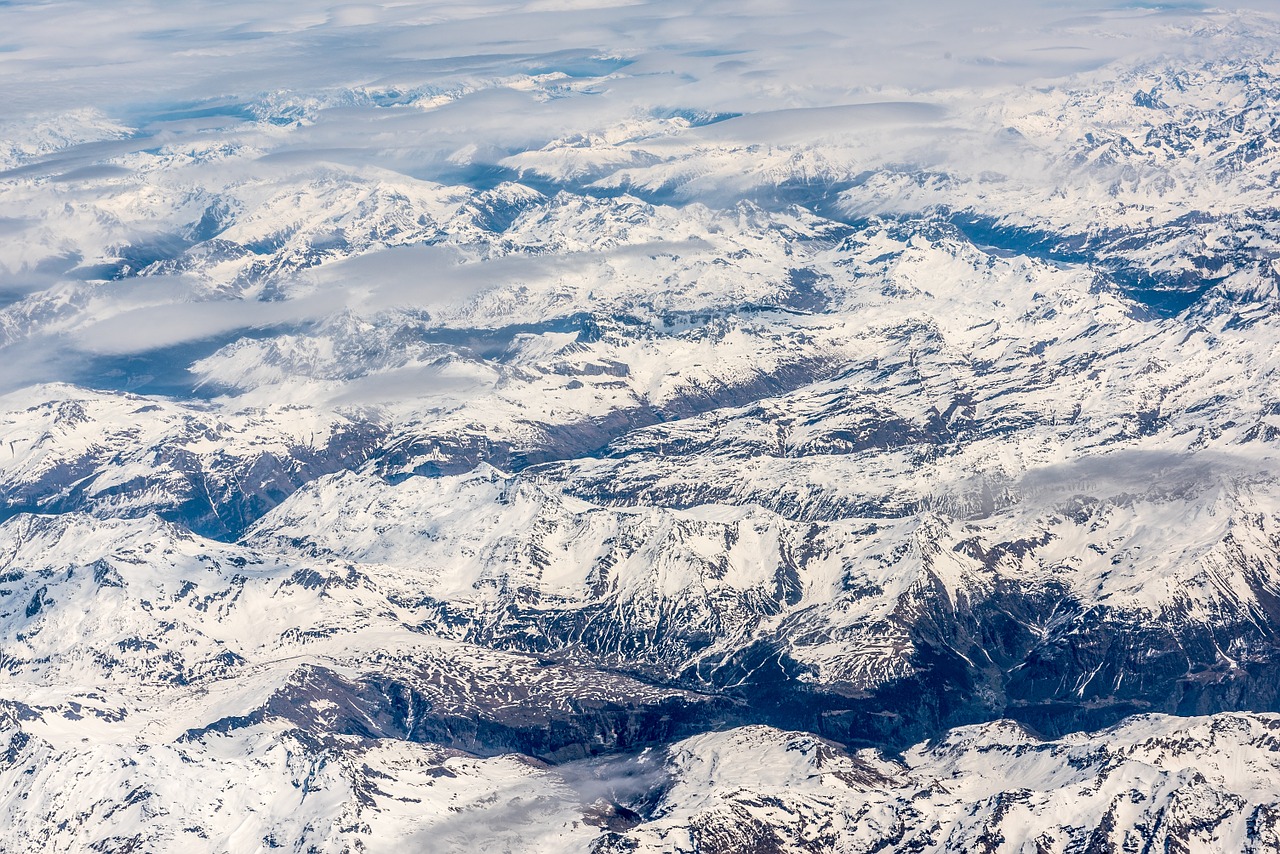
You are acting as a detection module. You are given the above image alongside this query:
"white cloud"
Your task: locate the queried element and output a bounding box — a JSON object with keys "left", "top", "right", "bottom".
{"left": 1, "top": 0, "right": 1277, "bottom": 393}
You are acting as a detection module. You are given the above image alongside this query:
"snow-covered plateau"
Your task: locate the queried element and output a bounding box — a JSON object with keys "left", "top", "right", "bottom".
{"left": 4, "top": 1, "right": 1280, "bottom": 851}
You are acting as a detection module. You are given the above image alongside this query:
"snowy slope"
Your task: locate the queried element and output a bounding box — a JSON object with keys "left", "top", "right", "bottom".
{"left": 608, "top": 714, "right": 1280, "bottom": 854}
{"left": 3, "top": 711, "right": 1279, "bottom": 853}
{"left": 4, "top": 2, "right": 1280, "bottom": 850}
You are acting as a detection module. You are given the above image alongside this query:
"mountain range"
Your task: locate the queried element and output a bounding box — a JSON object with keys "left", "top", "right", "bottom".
{"left": 3, "top": 3, "right": 1280, "bottom": 851}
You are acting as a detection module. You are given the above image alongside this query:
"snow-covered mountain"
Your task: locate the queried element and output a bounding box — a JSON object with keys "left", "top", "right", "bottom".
{"left": 6, "top": 708, "right": 1280, "bottom": 852}
{"left": 4, "top": 1, "right": 1280, "bottom": 850}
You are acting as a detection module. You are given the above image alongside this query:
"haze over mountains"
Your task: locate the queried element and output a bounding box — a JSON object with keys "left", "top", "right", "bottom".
{"left": 3, "top": 1, "right": 1280, "bottom": 851}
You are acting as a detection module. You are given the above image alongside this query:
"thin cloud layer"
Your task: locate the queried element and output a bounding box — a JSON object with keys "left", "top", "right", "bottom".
{"left": 1, "top": 0, "right": 1278, "bottom": 394}
{"left": 0, "top": 1, "right": 1242, "bottom": 123}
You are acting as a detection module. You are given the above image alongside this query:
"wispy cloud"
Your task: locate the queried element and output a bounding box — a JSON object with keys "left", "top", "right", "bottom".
{"left": 403, "top": 749, "right": 668, "bottom": 853}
